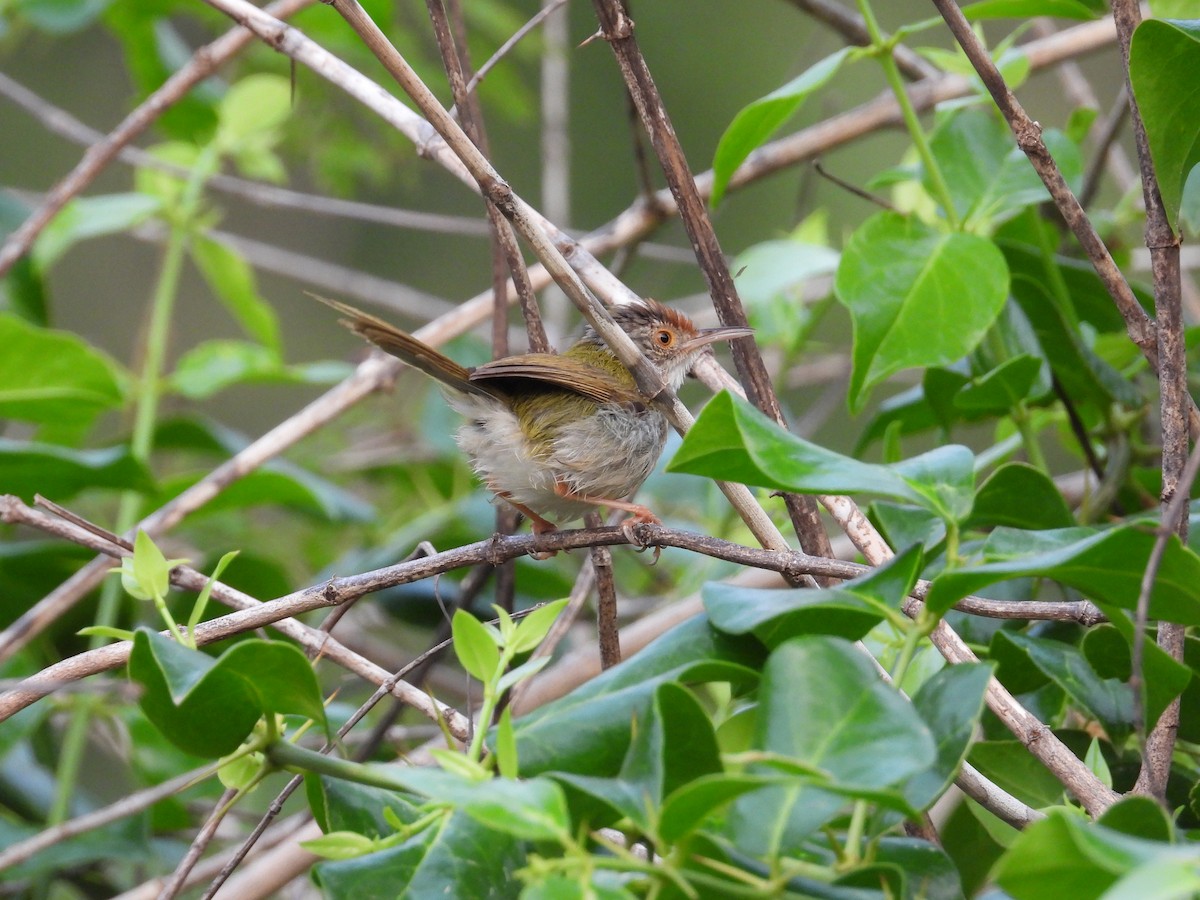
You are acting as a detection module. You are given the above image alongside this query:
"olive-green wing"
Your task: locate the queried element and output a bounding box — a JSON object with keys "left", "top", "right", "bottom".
{"left": 470, "top": 354, "right": 642, "bottom": 406}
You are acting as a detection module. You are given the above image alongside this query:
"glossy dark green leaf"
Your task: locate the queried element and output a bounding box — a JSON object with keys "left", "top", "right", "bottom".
{"left": 1130, "top": 19, "right": 1200, "bottom": 229}
{"left": 730, "top": 636, "right": 936, "bottom": 851}
{"left": 906, "top": 663, "right": 993, "bottom": 810}
{"left": 1002, "top": 241, "right": 1143, "bottom": 411}
{"left": 953, "top": 355, "right": 1043, "bottom": 414}
{"left": 0, "top": 440, "right": 154, "bottom": 501}
{"left": 312, "top": 810, "right": 524, "bottom": 900}
{"left": 711, "top": 48, "right": 850, "bottom": 207}
{"left": 967, "top": 463, "right": 1075, "bottom": 530}
{"left": 967, "top": 741, "right": 1065, "bottom": 808}
{"left": 870, "top": 502, "right": 947, "bottom": 551}
{"left": 658, "top": 774, "right": 781, "bottom": 844}
{"left": 306, "top": 774, "right": 423, "bottom": 837}
{"left": 703, "top": 582, "right": 886, "bottom": 645}
{"left": 1098, "top": 796, "right": 1173, "bottom": 844}
{"left": 670, "top": 391, "right": 976, "bottom": 521}
{"left": 513, "top": 616, "right": 763, "bottom": 777}
{"left": 873, "top": 837, "right": 964, "bottom": 900}
{"left": 1081, "top": 624, "right": 1191, "bottom": 735}
{"left": 129, "top": 631, "right": 260, "bottom": 758}
{"left": 992, "top": 809, "right": 1193, "bottom": 900}
{"left": 834, "top": 212, "right": 1008, "bottom": 411}
{"left": 620, "top": 682, "right": 722, "bottom": 817}
{"left": 998, "top": 632, "right": 1132, "bottom": 732}
{"left": 703, "top": 544, "right": 921, "bottom": 645}
{"left": 129, "top": 630, "right": 327, "bottom": 757}
{"left": 925, "top": 525, "right": 1200, "bottom": 623}
{"left": 0, "top": 314, "right": 126, "bottom": 425}
{"left": 393, "top": 769, "right": 569, "bottom": 842}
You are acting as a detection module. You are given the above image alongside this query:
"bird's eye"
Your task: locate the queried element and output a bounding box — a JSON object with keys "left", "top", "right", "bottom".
{"left": 655, "top": 329, "right": 675, "bottom": 346}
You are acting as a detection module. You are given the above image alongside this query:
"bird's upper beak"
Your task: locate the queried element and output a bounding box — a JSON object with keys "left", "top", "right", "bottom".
{"left": 682, "top": 324, "right": 755, "bottom": 352}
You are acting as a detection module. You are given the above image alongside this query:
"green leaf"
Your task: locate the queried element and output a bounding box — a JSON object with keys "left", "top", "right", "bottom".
{"left": 906, "top": 662, "right": 993, "bottom": 810}
{"left": 711, "top": 48, "right": 851, "bottom": 206}
{"left": 508, "top": 598, "right": 569, "bottom": 654}
{"left": 452, "top": 610, "right": 500, "bottom": 682}
{"left": 928, "top": 107, "right": 1062, "bottom": 229}
{"left": 967, "top": 462, "right": 1075, "bottom": 530}
{"left": 32, "top": 193, "right": 160, "bottom": 268}
{"left": 129, "top": 630, "right": 260, "bottom": 757}
{"left": 0, "top": 440, "right": 153, "bottom": 501}
{"left": 1180, "top": 163, "right": 1200, "bottom": 235}
{"left": 0, "top": 314, "right": 126, "bottom": 425}
{"left": 513, "top": 616, "right": 763, "bottom": 777}
{"left": 1001, "top": 237, "right": 1143, "bottom": 410}
{"left": 992, "top": 810, "right": 1193, "bottom": 900}
{"left": 703, "top": 582, "right": 887, "bottom": 645}
{"left": 130, "top": 529, "right": 182, "bottom": 603}
{"left": 968, "top": 741, "right": 1065, "bottom": 808}
{"left": 925, "top": 525, "right": 1200, "bottom": 623}
{"left": 624, "top": 683, "right": 722, "bottom": 824}
{"left": 671, "top": 391, "right": 981, "bottom": 523}
{"left": 129, "top": 630, "right": 326, "bottom": 757}
{"left": 216, "top": 74, "right": 292, "bottom": 146}
{"left": 302, "top": 830, "right": 379, "bottom": 861}
{"left": 733, "top": 239, "right": 841, "bottom": 305}
{"left": 962, "top": 0, "right": 1100, "bottom": 19}
{"left": 306, "top": 773, "right": 422, "bottom": 837}
{"left": 835, "top": 212, "right": 1009, "bottom": 411}
{"left": 1098, "top": 796, "right": 1173, "bottom": 843}
{"left": 190, "top": 236, "right": 281, "bottom": 350}
{"left": 313, "top": 810, "right": 524, "bottom": 899}
{"left": 1080, "top": 624, "right": 1192, "bottom": 738}
{"left": 169, "top": 340, "right": 309, "bottom": 399}
{"left": 1130, "top": 19, "right": 1200, "bottom": 229}
{"left": 953, "top": 355, "right": 1043, "bottom": 413}
{"left": 703, "top": 544, "right": 922, "bottom": 645}
{"left": 730, "top": 636, "right": 936, "bottom": 852}
{"left": 395, "top": 769, "right": 570, "bottom": 842}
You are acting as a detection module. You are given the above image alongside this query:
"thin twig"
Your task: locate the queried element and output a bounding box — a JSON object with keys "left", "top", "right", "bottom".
{"left": 785, "top": 0, "right": 939, "bottom": 81}
{"left": 927, "top": 0, "right": 1200, "bottom": 439}
{"left": 462, "top": 0, "right": 570, "bottom": 99}
{"left": 588, "top": 0, "right": 836, "bottom": 570}
{"left": 1110, "top": 0, "right": 1191, "bottom": 802}
{"left": 0, "top": 0, "right": 315, "bottom": 277}
{"left": 157, "top": 787, "right": 238, "bottom": 900}
{"left": 0, "top": 763, "right": 219, "bottom": 871}
{"left": 586, "top": 511, "right": 621, "bottom": 668}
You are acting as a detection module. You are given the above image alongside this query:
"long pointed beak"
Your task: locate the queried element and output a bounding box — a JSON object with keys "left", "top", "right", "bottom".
{"left": 682, "top": 325, "right": 754, "bottom": 352}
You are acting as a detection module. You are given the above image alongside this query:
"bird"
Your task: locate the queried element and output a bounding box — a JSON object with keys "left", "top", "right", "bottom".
{"left": 319, "top": 295, "right": 751, "bottom": 537}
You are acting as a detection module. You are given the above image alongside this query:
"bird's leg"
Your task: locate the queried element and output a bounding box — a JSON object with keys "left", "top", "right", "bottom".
{"left": 552, "top": 481, "right": 661, "bottom": 548}
{"left": 494, "top": 489, "right": 558, "bottom": 559}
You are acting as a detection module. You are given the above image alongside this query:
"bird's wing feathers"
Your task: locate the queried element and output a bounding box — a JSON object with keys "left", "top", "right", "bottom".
{"left": 470, "top": 355, "right": 642, "bottom": 406}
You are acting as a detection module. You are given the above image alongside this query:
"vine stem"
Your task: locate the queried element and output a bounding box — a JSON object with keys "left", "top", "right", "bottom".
{"left": 855, "top": 0, "right": 960, "bottom": 230}
{"left": 46, "top": 148, "right": 215, "bottom": 828}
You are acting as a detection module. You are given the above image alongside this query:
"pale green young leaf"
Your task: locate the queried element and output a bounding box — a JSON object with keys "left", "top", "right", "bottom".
{"left": 509, "top": 598, "right": 570, "bottom": 654}
{"left": 451, "top": 609, "right": 501, "bottom": 682}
